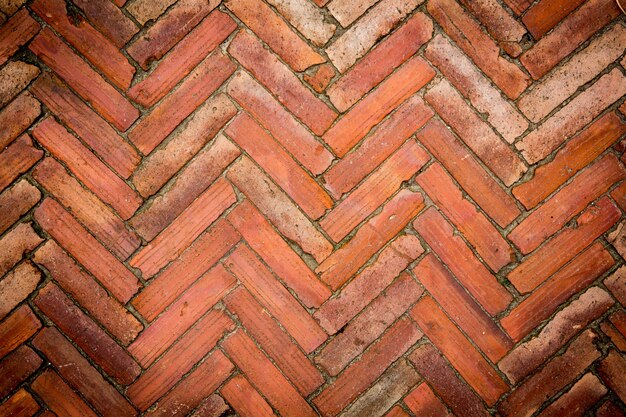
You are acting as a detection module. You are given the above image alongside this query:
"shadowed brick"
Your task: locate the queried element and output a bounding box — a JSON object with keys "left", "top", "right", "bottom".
{"left": 540, "top": 373, "right": 607, "bottom": 417}
{"left": 0, "top": 9, "right": 39, "bottom": 66}
{"left": 0, "top": 305, "right": 41, "bottom": 360}
{"left": 0, "top": 389, "right": 39, "bottom": 417}
{"left": 221, "top": 375, "right": 276, "bottom": 417}
{"left": 404, "top": 383, "right": 453, "bottom": 417}
{"left": 72, "top": 0, "right": 137, "bottom": 48}
{"left": 598, "top": 350, "right": 626, "bottom": 403}
{"left": 0, "top": 345, "right": 41, "bottom": 399}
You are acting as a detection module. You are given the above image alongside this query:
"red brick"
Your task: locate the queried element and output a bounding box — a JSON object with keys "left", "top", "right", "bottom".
{"left": 0, "top": 91, "right": 40, "bottom": 149}
{"left": 34, "top": 283, "right": 140, "bottom": 384}
{"left": 608, "top": 221, "right": 626, "bottom": 260}
{"left": 228, "top": 31, "right": 336, "bottom": 135}
{"left": 0, "top": 9, "right": 40, "bottom": 66}
{"left": 317, "top": 189, "right": 425, "bottom": 290}
{"left": 0, "top": 222, "right": 43, "bottom": 277}
{"left": 0, "top": 262, "right": 40, "bottom": 319}
{"left": 313, "top": 317, "right": 422, "bottom": 417}
{"left": 223, "top": 331, "right": 316, "bottom": 417}
{"left": 509, "top": 154, "right": 626, "bottom": 254}
{"left": 35, "top": 199, "right": 140, "bottom": 303}
{"left": 224, "top": 287, "right": 323, "bottom": 395}
{"left": 323, "top": 95, "right": 432, "bottom": 198}
{"left": 0, "top": 305, "right": 41, "bottom": 359}
{"left": 129, "top": 11, "right": 236, "bottom": 107}
{"left": 324, "top": 55, "right": 434, "bottom": 157}
{"left": 0, "top": 134, "right": 43, "bottom": 193}
{"left": 611, "top": 181, "right": 626, "bottom": 212}
{"left": 265, "top": 0, "right": 336, "bottom": 46}
{"left": 425, "top": 79, "right": 526, "bottom": 186}
{"left": 404, "top": 383, "right": 453, "bottom": 417}
{"left": 414, "top": 208, "right": 512, "bottom": 315}
{"left": 226, "top": 113, "right": 333, "bottom": 219}
{"left": 129, "top": 51, "right": 235, "bottom": 155}
{"left": 314, "top": 235, "right": 423, "bottom": 334}
{"left": 605, "top": 267, "right": 626, "bottom": 306}
{"left": 514, "top": 112, "right": 626, "bottom": 209}
{"left": 227, "top": 157, "right": 333, "bottom": 262}
{"left": 221, "top": 375, "right": 276, "bottom": 417}
{"left": 225, "top": 0, "right": 324, "bottom": 71}
{"left": 30, "top": 74, "right": 139, "bottom": 179}
{"left": 304, "top": 63, "right": 335, "bottom": 93}
{"left": 520, "top": 0, "right": 621, "bottom": 79}
{"left": 0, "top": 181, "right": 40, "bottom": 235}
{"left": 32, "top": 327, "right": 136, "bottom": 417}
{"left": 503, "top": 0, "right": 533, "bottom": 16}
{"left": 33, "top": 241, "right": 143, "bottom": 345}
{"left": 132, "top": 219, "right": 239, "bottom": 321}
{"left": 523, "top": 0, "right": 585, "bottom": 39}
{"left": 0, "top": 345, "right": 41, "bottom": 398}
{"left": 597, "top": 401, "right": 626, "bottom": 417}
{"left": 0, "top": 389, "right": 39, "bottom": 417}
{"left": 385, "top": 406, "right": 411, "bottom": 417}
{"left": 502, "top": 242, "right": 613, "bottom": 341}
{"left": 130, "top": 178, "right": 236, "bottom": 278}
{"left": 227, "top": 71, "right": 333, "bottom": 175}
{"left": 129, "top": 264, "right": 235, "bottom": 367}
{"left": 327, "top": 12, "right": 433, "bottom": 111}
{"left": 128, "top": 309, "right": 234, "bottom": 410}
{"left": 189, "top": 395, "right": 229, "bottom": 417}
{"left": 0, "top": 61, "right": 39, "bottom": 108}
{"left": 509, "top": 197, "right": 620, "bottom": 294}
{"left": 603, "top": 311, "right": 626, "bottom": 351}
{"left": 227, "top": 201, "right": 330, "bottom": 308}
{"left": 225, "top": 245, "right": 327, "bottom": 353}
{"left": 126, "top": 0, "right": 217, "bottom": 69}
{"left": 539, "top": 373, "right": 607, "bottom": 417}
{"left": 127, "top": 0, "right": 177, "bottom": 24}
{"left": 316, "top": 273, "right": 423, "bottom": 375}
{"left": 598, "top": 350, "right": 626, "bottom": 403}
{"left": 428, "top": 0, "right": 529, "bottom": 99}
{"left": 72, "top": 0, "right": 137, "bottom": 48}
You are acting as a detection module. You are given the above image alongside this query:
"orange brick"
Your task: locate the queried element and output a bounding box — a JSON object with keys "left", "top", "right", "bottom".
{"left": 72, "top": 0, "right": 137, "bottom": 48}
{"left": 222, "top": 331, "right": 317, "bottom": 417}
{"left": 404, "top": 383, "right": 453, "bottom": 417}
{"left": 0, "top": 180, "right": 40, "bottom": 235}
{"left": 32, "top": 118, "right": 141, "bottom": 220}
{"left": 129, "top": 10, "right": 236, "bottom": 107}
{"left": 30, "top": 74, "right": 140, "bottom": 179}
{"left": 539, "top": 373, "right": 606, "bottom": 417}
{"left": 0, "top": 222, "right": 43, "bottom": 278}
{"left": 225, "top": 245, "right": 327, "bottom": 353}
{"left": 130, "top": 177, "right": 236, "bottom": 278}
{"left": 228, "top": 31, "right": 336, "bottom": 135}
{"left": 128, "top": 50, "right": 235, "bottom": 155}
{"left": 0, "top": 9, "right": 40, "bottom": 66}
{"left": 598, "top": 350, "right": 626, "bottom": 403}
{"left": 386, "top": 406, "right": 411, "bottom": 417}
{"left": 35, "top": 198, "right": 140, "bottom": 303}
{"left": 190, "top": 395, "right": 228, "bottom": 417}
{"left": 0, "top": 389, "right": 39, "bottom": 417}
{"left": 226, "top": 113, "right": 333, "bottom": 219}
{"left": 414, "top": 208, "right": 512, "bottom": 315}
{"left": 0, "top": 262, "right": 40, "bottom": 320}
{"left": 523, "top": 0, "right": 585, "bottom": 39}
{"left": 0, "top": 305, "right": 41, "bottom": 359}
{"left": 0, "top": 346, "right": 41, "bottom": 399}
{"left": 317, "top": 189, "right": 425, "bottom": 290}
{"left": 324, "top": 55, "right": 434, "bottom": 157}
{"left": 509, "top": 154, "right": 626, "bottom": 254}
{"left": 0, "top": 134, "right": 42, "bottom": 193}
{"left": 0, "top": 91, "right": 40, "bottom": 149}
{"left": 304, "top": 63, "right": 335, "bottom": 93}
{"left": 221, "top": 375, "right": 276, "bottom": 417}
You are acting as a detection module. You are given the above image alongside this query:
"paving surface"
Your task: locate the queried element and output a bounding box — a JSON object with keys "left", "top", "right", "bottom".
{"left": 0, "top": 0, "right": 626, "bottom": 416}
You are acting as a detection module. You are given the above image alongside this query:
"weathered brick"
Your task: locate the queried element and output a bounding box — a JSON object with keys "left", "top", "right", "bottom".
{"left": 72, "top": 0, "right": 137, "bottom": 48}
{"left": 539, "top": 373, "right": 607, "bottom": 417}
{"left": 0, "top": 262, "right": 40, "bottom": 320}
{"left": 0, "top": 134, "right": 43, "bottom": 193}
{"left": 596, "top": 401, "right": 626, "bottom": 417}
{"left": 127, "top": 0, "right": 177, "bottom": 24}
{"left": 0, "top": 9, "right": 40, "bottom": 66}
{"left": 0, "top": 389, "right": 40, "bottom": 417}
{"left": 220, "top": 375, "right": 276, "bottom": 417}
{"left": 0, "top": 61, "right": 39, "bottom": 108}
{"left": 0, "top": 222, "right": 43, "bottom": 277}
{"left": 265, "top": 0, "right": 336, "bottom": 46}
{"left": 327, "top": 0, "right": 378, "bottom": 27}
{"left": 304, "top": 63, "right": 335, "bottom": 93}
{"left": 404, "top": 383, "right": 453, "bottom": 417}
{"left": 189, "top": 395, "right": 229, "bottom": 417}
{"left": 0, "top": 180, "right": 40, "bottom": 235}
{"left": 605, "top": 267, "right": 626, "bottom": 306}
{"left": 598, "top": 350, "right": 626, "bottom": 403}
{"left": 0, "top": 346, "right": 41, "bottom": 398}
{"left": 611, "top": 180, "right": 626, "bottom": 212}
{"left": 603, "top": 311, "right": 626, "bottom": 351}
{"left": 0, "top": 92, "right": 40, "bottom": 150}
{"left": 608, "top": 221, "right": 626, "bottom": 260}
{"left": 0, "top": 305, "right": 41, "bottom": 359}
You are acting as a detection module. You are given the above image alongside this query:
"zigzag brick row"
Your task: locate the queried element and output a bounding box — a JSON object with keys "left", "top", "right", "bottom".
{"left": 0, "top": 0, "right": 625, "bottom": 416}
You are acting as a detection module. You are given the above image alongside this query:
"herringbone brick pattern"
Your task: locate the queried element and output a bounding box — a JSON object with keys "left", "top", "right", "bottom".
{"left": 0, "top": 0, "right": 625, "bottom": 415}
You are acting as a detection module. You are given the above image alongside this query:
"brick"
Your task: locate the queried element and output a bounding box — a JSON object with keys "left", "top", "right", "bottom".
{"left": 128, "top": 310, "right": 234, "bottom": 410}
{"left": 428, "top": 0, "right": 530, "bottom": 99}
{"left": 0, "top": 181, "right": 40, "bottom": 235}
{"left": 188, "top": 395, "right": 229, "bottom": 417}
{"left": 0, "top": 305, "right": 40, "bottom": 359}
{"left": 132, "top": 219, "right": 240, "bottom": 322}
{"left": 503, "top": 242, "right": 613, "bottom": 341}
{"left": 509, "top": 197, "right": 620, "bottom": 294}
{"left": 225, "top": 0, "right": 324, "bottom": 71}
{"left": 0, "top": 262, "right": 39, "bottom": 319}
{"left": 34, "top": 283, "right": 140, "bottom": 385}
{"left": 223, "top": 331, "right": 316, "bottom": 417}
{"left": 326, "top": 0, "right": 421, "bottom": 73}
{"left": 404, "top": 383, "right": 453, "bottom": 417}
{"left": 514, "top": 112, "right": 626, "bottom": 208}
{"left": 519, "top": 25, "right": 626, "bottom": 122}
{"left": 126, "top": 0, "right": 218, "bottom": 69}
{"left": 523, "top": 0, "right": 585, "bottom": 39}
{"left": 128, "top": 264, "right": 235, "bottom": 367}
{"left": 221, "top": 375, "right": 276, "bottom": 417}
{"left": 33, "top": 241, "right": 143, "bottom": 345}
{"left": 128, "top": 11, "right": 236, "bottom": 107}
{"left": 323, "top": 95, "right": 432, "bottom": 198}
{"left": 0, "top": 346, "right": 41, "bottom": 398}
{"left": 32, "top": 327, "right": 136, "bottom": 417}
{"left": 227, "top": 156, "right": 333, "bottom": 262}
{"left": 128, "top": 51, "right": 235, "bottom": 155}
{"left": 0, "top": 91, "right": 40, "bottom": 149}
{"left": 35, "top": 199, "right": 140, "bottom": 303}
{"left": 226, "top": 113, "right": 333, "bottom": 219}
{"left": 273, "top": 0, "right": 336, "bottom": 44}
{"left": 327, "top": 12, "right": 433, "bottom": 111}
{"left": 227, "top": 201, "right": 330, "bottom": 308}
{"left": 130, "top": 178, "right": 236, "bottom": 278}
{"left": 520, "top": 0, "right": 621, "bottom": 79}
{"left": 317, "top": 189, "right": 425, "bottom": 290}
{"left": 611, "top": 181, "right": 626, "bottom": 212}
{"left": 227, "top": 71, "right": 333, "bottom": 175}
{"left": 385, "top": 406, "right": 411, "bottom": 417}
{"left": 0, "top": 9, "right": 40, "bottom": 66}
{"left": 132, "top": 95, "right": 236, "bottom": 198}
{"left": 598, "top": 350, "right": 626, "bottom": 403}
{"left": 72, "top": 0, "right": 137, "bottom": 48}
{"left": 327, "top": 0, "right": 378, "bottom": 26}
{"left": 596, "top": 401, "right": 626, "bottom": 417}
{"left": 0, "top": 222, "right": 43, "bottom": 277}
{"left": 314, "top": 235, "right": 423, "bottom": 334}
{"left": 313, "top": 317, "right": 422, "bottom": 417}
{"left": 30, "top": 74, "right": 140, "bottom": 179}
{"left": 509, "top": 154, "right": 626, "bottom": 253}
{"left": 425, "top": 79, "right": 526, "bottom": 186}
{"left": 324, "top": 55, "right": 434, "bottom": 157}
{"left": 228, "top": 31, "right": 336, "bottom": 135}
{"left": 605, "top": 267, "right": 626, "bottom": 306}
{"left": 425, "top": 35, "right": 528, "bottom": 142}
{"left": 604, "top": 311, "right": 626, "bottom": 351}
{"left": 414, "top": 208, "right": 513, "bottom": 315}
{"left": 608, "top": 221, "right": 626, "bottom": 260}
{"left": 225, "top": 245, "right": 327, "bottom": 353}
{"left": 127, "top": 0, "right": 177, "bottom": 24}
{"left": 304, "top": 63, "right": 335, "bottom": 92}
{"left": 224, "top": 287, "right": 323, "bottom": 395}
{"left": 539, "top": 373, "right": 607, "bottom": 417}
{"left": 408, "top": 343, "right": 489, "bottom": 417}
{"left": 316, "top": 273, "right": 423, "bottom": 375}
{"left": 0, "top": 134, "right": 43, "bottom": 193}
{"left": 0, "top": 61, "right": 39, "bottom": 108}
{"left": 0, "top": 0, "right": 26, "bottom": 15}
{"left": 0, "top": 389, "right": 39, "bottom": 417}
{"left": 499, "top": 329, "right": 600, "bottom": 416}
